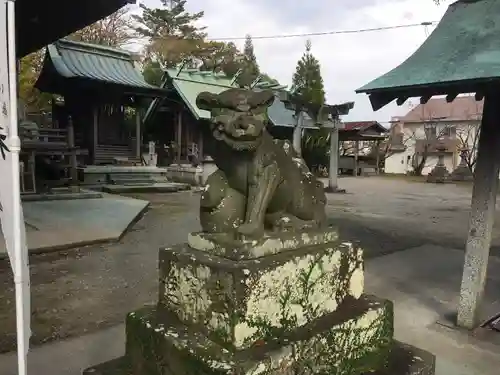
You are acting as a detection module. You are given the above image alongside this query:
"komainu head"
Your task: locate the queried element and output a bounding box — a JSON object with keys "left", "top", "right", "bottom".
{"left": 196, "top": 88, "right": 275, "bottom": 151}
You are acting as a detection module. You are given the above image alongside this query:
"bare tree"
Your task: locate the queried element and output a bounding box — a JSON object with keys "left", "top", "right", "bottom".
{"left": 69, "top": 7, "right": 135, "bottom": 48}
{"left": 456, "top": 123, "right": 480, "bottom": 172}
{"left": 339, "top": 140, "right": 371, "bottom": 157}
{"left": 409, "top": 120, "right": 457, "bottom": 176}
{"left": 367, "top": 122, "right": 412, "bottom": 172}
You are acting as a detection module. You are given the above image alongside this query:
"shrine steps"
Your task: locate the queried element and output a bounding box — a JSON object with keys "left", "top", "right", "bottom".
{"left": 101, "top": 182, "right": 190, "bottom": 194}
{"left": 95, "top": 145, "right": 134, "bottom": 165}
{"left": 82, "top": 166, "right": 190, "bottom": 194}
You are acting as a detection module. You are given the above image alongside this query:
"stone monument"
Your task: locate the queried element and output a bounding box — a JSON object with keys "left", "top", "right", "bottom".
{"left": 426, "top": 141, "right": 450, "bottom": 183}
{"left": 83, "top": 88, "right": 435, "bottom": 375}
{"left": 450, "top": 149, "right": 473, "bottom": 182}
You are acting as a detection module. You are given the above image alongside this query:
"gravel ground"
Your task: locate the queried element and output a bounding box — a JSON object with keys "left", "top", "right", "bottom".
{"left": 0, "top": 176, "right": 496, "bottom": 353}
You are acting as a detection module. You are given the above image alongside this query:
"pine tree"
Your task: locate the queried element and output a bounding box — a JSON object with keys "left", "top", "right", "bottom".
{"left": 292, "top": 40, "right": 328, "bottom": 171}
{"left": 243, "top": 35, "right": 259, "bottom": 73}
{"left": 132, "top": 0, "right": 208, "bottom": 68}
{"left": 291, "top": 40, "right": 325, "bottom": 106}
{"left": 236, "top": 34, "right": 260, "bottom": 87}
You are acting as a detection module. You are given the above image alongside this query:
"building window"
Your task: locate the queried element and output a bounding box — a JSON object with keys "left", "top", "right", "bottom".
{"left": 424, "top": 125, "right": 436, "bottom": 139}
{"left": 441, "top": 126, "right": 456, "bottom": 138}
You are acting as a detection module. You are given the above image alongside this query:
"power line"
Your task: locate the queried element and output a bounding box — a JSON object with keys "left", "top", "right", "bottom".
{"left": 208, "top": 21, "right": 439, "bottom": 41}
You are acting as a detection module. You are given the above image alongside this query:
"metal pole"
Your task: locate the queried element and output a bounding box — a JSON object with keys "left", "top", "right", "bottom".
{"left": 6, "top": 1, "right": 29, "bottom": 374}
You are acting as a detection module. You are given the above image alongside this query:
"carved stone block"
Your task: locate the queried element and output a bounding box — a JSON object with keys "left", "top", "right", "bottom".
{"left": 158, "top": 229, "right": 364, "bottom": 349}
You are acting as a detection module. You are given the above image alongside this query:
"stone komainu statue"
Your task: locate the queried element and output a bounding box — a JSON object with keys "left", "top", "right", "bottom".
{"left": 196, "top": 88, "right": 327, "bottom": 237}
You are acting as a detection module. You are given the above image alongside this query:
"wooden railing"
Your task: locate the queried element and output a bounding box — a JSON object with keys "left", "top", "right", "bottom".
{"left": 20, "top": 123, "right": 68, "bottom": 145}
{"left": 36, "top": 128, "right": 68, "bottom": 144}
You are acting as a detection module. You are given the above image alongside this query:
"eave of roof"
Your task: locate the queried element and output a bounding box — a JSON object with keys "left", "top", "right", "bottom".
{"left": 356, "top": 0, "right": 500, "bottom": 111}
{"left": 35, "top": 39, "right": 168, "bottom": 98}
{"left": 143, "top": 69, "right": 347, "bottom": 129}
{"left": 343, "top": 121, "right": 388, "bottom": 133}
{"left": 16, "top": 0, "right": 134, "bottom": 58}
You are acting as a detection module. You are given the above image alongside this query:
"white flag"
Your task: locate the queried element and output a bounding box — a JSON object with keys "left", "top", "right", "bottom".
{"left": 0, "top": 0, "right": 31, "bottom": 357}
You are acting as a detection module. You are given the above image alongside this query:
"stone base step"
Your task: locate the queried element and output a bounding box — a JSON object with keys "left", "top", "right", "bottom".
{"left": 21, "top": 190, "right": 102, "bottom": 202}
{"left": 110, "top": 180, "right": 155, "bottom": 186}
{"left": 102, "top": 183, "right": 190, "bottom": 194}
{"left": 122, "top": 294, "right": 395, "bottom": 375}
{"left": 83, "top": 340, "right": 435, "bottom": 375}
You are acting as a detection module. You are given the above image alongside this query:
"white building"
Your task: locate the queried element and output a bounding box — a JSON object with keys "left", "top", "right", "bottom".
{"left": 384, "top": 96, "right": 483, "bottom": 175}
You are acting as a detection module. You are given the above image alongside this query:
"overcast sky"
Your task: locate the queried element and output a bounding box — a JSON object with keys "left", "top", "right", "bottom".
{"left": 140, "top": 0, "right": 452, "bottom": 125}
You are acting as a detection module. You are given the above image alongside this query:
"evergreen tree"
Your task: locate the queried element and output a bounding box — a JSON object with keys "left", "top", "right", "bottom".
{"left": 291, "top": 40, "right": 328, "bottom": 172}
{"left": 291, "top": 40, "right": 325, "bottom": 106}
{"left": 243, "top": 34, "right": 259, "bottom": 75}
{"left": 132, "top": 0, "right": 208, "bottom": 68}
{"left": 235, "top": 34, "right": 260, "bottom": 87}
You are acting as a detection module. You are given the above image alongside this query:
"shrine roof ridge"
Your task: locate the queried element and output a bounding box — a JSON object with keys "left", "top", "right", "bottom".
{"left": 35, "top": 39, "right": 168, "bottom": 99}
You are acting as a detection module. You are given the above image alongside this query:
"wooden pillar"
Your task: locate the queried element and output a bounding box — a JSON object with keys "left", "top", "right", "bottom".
{"left": 457, "top": 93, "right": 500, "bottom": 329}
{"left": 354, "top": 140, "right": 359, "bottom": 176}
{"left": 176, "top": 111, "right": 182, "bottom": 164}
{"left": 92, "top": 107, "right": 98, "bottom": 165}
{"left": 198, "top": 130, "right": 204, "bottom": 161}
{"left": 67, "top": 116, "right": 79, "bottom": 192}
{"left": 135, "top": 109, "right": 141, "bottom": 159}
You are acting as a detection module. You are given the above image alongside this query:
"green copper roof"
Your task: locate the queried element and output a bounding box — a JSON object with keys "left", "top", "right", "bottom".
{"left": 356, "top": 0, "right": 500, "bottom": 111}
{"left": 167, "top": 69, "right": 236, "bottom": 119}
{"left": 156, "top": 69, "right": 324, "bottom": 128}
{"left": 36, "top": 39, "right": 166, "bottom": 97}
{"left": 144, "top": 68, "right": 322, "bottom": 129}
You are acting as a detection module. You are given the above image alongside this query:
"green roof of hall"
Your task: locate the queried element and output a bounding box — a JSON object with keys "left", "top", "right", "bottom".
{"left": 35, "top": 39, "right": 168, "bottom": 98}
{"left": 356, "top": 0, "right": 500, "bottom": 111}
{"left": 143, "top": 68, "right": 348, "bottom": 128}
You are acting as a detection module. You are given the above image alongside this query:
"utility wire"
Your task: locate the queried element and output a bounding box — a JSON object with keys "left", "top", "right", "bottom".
{"left": 208, "top": 21, "right": 438, "bottom": 41}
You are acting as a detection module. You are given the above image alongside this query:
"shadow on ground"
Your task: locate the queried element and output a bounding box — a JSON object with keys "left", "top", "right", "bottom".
{"left": 0, "top": 188, "right": 492, "bottom": 354}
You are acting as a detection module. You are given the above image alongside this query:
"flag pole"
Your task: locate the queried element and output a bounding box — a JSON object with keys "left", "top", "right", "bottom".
{"left": 6, "top": 0, "right": 29, "bottom": 374}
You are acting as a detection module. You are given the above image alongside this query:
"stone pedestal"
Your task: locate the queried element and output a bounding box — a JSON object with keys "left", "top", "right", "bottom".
{"left": 450, "top": 164, "right": 473, "bottom": 182}
{"left": 324, "top": 186, "right": 347, "bottom": 194}
{"left": 450, "top": 150, "right": 473, "bottom": 182}
{"left": 83, "top": 229, "right": 436, "bottom": 375}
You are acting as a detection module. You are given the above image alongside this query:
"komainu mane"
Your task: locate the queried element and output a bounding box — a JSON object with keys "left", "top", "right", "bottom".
{"left": 196, "top": 88, "right": 327, "bottom": 237}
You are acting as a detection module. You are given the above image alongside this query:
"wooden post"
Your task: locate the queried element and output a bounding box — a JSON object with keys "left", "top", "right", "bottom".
{"left": 67, "top": 116, "right": 79, "bottom": 192}
{"left": 176, "top": 111, "right": 182, "bottom": 164}
{"left": 457, "top": 93, "right": 500, "bottom": 329}
{"left": 136, "top": 109, "right": 141, "bottom": 159}
{"left": 198, "top": 130, "right": 204, "bottom": 161}
{"left": 354, "top": 140, "right": 359, "bottom": 176}
{"left": 92, "top": 107, "right": 98, "bottom": 165}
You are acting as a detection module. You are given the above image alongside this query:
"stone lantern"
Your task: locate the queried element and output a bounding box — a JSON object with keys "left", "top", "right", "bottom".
{"left": 426, "top": 140, "right": 450, "bottom": 183}
{"left": 450, "top": 148, "right": 474, "bottom": 181}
